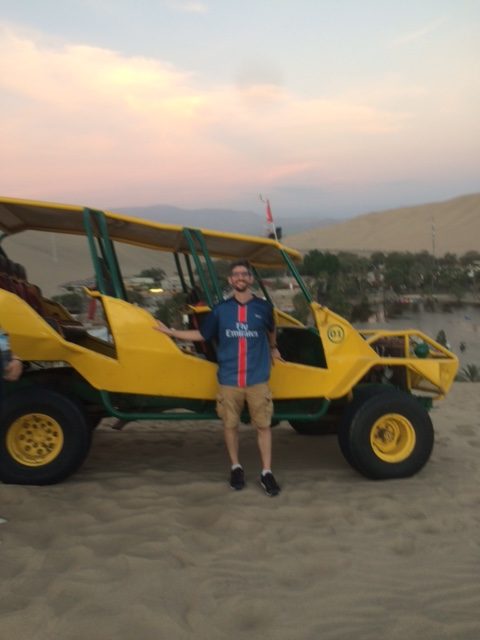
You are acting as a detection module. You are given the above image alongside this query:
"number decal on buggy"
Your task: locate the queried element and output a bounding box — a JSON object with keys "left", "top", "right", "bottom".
{"left": 327, "top": 325, "right": 345, "bottom": 343}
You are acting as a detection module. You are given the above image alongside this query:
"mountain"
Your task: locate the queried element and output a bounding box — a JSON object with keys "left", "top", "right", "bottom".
{"left": 114, "top": 204, "right": 335, "bottom": 237}
{"left": 285, "top": 193, "right": 480, "bottom": 256}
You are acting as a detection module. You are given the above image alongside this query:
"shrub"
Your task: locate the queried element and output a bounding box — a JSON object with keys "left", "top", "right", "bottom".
{"left": 456, "top": 364, "right": 480, "bottom": 382}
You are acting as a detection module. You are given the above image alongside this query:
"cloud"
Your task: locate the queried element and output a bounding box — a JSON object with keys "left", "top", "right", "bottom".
{"left": 0, "top": 22, "right": 450, "bottom": 208}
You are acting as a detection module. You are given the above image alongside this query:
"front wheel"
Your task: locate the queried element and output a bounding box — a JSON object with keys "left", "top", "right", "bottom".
{"left": 0, "top": 388, "right": 91, "bottom": 485}
{"left": 337, "top": 390, "right": 434, "bottom": 479}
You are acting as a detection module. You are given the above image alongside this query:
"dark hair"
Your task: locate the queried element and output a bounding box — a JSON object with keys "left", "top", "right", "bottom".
{"left": 229, "top": 259, "right": 252, "bottom": 274}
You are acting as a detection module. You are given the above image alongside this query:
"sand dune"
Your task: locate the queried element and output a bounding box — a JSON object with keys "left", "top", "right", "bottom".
{"left": 1, "top": 383, "right": 479, "bottom": 640}
{"left": 286, "top": 193, "right": 480, "bottom": 255}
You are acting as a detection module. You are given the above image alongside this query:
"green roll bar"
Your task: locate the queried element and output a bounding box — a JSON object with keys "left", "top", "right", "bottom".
{"left": 83, "top": 208, "right": 128, "bottom": 300}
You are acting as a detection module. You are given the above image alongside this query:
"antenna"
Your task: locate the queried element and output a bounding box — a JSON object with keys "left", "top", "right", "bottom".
{"left": 431, "top": 216, "right": 436, "bottom": 256}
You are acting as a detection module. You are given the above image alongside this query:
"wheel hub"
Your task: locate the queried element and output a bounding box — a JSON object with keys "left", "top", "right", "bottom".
{"left": 370, "top": 413, "right": 416, "bottom": 463}
{"left": 6, "top": 413, "right": 64, "bottom": 467}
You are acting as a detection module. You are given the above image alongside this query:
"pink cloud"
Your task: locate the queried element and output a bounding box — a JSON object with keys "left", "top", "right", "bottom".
{"left": 0, "top": 22, "right": 466, "bottom": 208}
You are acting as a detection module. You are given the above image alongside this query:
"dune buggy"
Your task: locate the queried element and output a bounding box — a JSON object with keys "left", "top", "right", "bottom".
{"left": 0, "top": 197, "right": 458, "bottom": 484}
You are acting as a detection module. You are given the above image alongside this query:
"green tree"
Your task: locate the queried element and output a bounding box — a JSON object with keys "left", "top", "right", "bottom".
{"left": 291, "top": 291, "right": 311, "bottom": 325}
{"left": 138, "top": 268, "right": 165, "bottom": 283}
{"left": 155, "top": 292, "right": 187, "bottom": 327}
{"left": 438, "top": 252, "right": 458, "bottom": 267}
{"left": 384, "top": 265, "right": 408, "bottom": 293}
{"left": 384, "top": 253, "right": 416, "bottom": 292}
{"left": 301, "top": 250, "right": 340, "bottom": 277}
{"left": 351, "top": 296, "right": 373, "bottom": 322}
{"left": 459, "top": 250, "right": 480, "bottom": 267}
{"left": 370, "top": 251, "right": 386, "bottom": 267}
{"left": 127, "top": 289, "right": 146, "bottom": 306}
{"left": 456, "top": 364, "right": 480, "bottom": 382}
{"left": 324, "top": 284, "right": 352, "bottom": 319}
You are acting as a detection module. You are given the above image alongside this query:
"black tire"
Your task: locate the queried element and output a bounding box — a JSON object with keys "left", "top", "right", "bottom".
{"left": 86, "top": 412, "right": 106, "bottom": 430}
{"left": 338, "top": 384, "right": 394, "bottom": 467}
{"left": 338, "top": 390, "right": 434, "bottom": 480}
{"left": 0, "top": 388, "right": 91, "bottom": 485}
{"left": 22, "top": 369, "right": 104, "bottom": 431}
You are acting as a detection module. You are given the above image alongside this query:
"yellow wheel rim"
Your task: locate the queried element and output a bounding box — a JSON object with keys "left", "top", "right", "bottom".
{"left": 6, "top": 413, "right": 64, "bottom": 467}
{"left": 370, "top": 413, "right": 416, "bottom": 463}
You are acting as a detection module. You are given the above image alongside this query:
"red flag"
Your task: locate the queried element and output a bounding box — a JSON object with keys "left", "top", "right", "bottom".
{"left": 266, "top": 199, "right": 273, "bottom": 224}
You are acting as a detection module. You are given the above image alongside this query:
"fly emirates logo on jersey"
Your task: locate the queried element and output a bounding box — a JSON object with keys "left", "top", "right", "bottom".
{"left": 225, "top": 322, "right": 259, "bottom": 339}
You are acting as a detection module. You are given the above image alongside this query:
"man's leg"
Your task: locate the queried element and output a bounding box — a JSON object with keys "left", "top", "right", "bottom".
{"left": 246, "top": 383, "right": 273, "bottom": 469}
{"left": 224, "top": 426, "right": 240, "bottom": 466}
{"left": 217, "top": 386, "right": 245, "bottom": 462}
{"left": 247, "top": 383, "right": 280, "bottom": 496}
{"left": 256, "top": 425, "right": 272, "bottom": 470}
{"left": 217, "top": 386, "right": 246, "bottom": 489}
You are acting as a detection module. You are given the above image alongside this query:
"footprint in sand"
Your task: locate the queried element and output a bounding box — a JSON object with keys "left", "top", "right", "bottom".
{"left": 389, "top": 536, "right": 416, "bottom": 556}
{"left": 455, "top": 424, "right": 475, "bottom": 436}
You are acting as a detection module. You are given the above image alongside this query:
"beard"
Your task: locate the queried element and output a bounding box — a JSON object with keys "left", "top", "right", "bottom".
{"left": 232, "top": 280, "right": 249, "bottom": 292}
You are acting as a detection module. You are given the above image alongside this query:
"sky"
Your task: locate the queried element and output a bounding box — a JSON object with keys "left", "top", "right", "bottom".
{"left": 0, "top": 0, "right": 479, "bottom": 219}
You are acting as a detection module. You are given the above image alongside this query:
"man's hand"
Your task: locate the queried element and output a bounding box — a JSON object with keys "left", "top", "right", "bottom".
{"left": 153, "top": 321, "right": 173, "bottom": 337}
{"left": 3, "top": 358, "right": 22, "bottom": 381}
{"left": 153, "top": 323, "right": 203, "bottom": 342}
{"left": 271, "top": 347, "right": 283, "bottom": 363}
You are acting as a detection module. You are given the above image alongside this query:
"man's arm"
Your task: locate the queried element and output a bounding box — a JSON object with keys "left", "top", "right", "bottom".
{"left": 268, "top": 330, "right": 282, "bottom": 361}
{"left": 154, "top": 320, "right": 204, "bottom": 342}
{"left": 267, "top": 330, "right": 277, "bottom": 349}
{"left": 3, "top": 356, "right": 22, "bottom": 381}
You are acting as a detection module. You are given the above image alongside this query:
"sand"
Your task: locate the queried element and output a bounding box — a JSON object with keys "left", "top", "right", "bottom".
{"left": 1, "top": 382, "right": 480, "bottom": 640}
{"left": 286, "top": 193, "right": 480, "bottom": 255}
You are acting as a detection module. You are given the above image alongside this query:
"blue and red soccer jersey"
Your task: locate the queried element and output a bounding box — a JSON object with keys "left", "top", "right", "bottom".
{"left": 199, "top": 296, "right": 274, "bottom": 387}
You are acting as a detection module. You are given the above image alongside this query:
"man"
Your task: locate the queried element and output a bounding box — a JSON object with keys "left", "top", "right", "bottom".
{"left": 0, "top": 333, "right": 22, "bottom": 413}
{"left": 3, "top": 358, "right": 22, "bottom": 382}
{"left": 0, "top": 328, "right": 22, "bottom": 383}
{"left": 155, "top": 260, "right": 282, "bottom": 496}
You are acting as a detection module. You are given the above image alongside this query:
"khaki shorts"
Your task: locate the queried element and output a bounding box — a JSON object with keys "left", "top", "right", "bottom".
{"left": 216, "top": 383, "right": 273, "bottom": 430}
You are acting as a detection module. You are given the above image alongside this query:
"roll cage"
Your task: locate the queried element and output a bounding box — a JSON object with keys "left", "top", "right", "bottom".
{"left": 81, "top": 208, "right": 308, "bottom": 310}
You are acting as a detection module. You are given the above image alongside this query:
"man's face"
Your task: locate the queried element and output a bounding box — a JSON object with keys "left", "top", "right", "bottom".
{"left": 228, "top": 267, "right": 253, "bottom": 292}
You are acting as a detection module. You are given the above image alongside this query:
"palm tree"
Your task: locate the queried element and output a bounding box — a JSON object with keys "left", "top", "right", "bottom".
{"left": 456, "top": 364, "right": 480, "bottom": 382}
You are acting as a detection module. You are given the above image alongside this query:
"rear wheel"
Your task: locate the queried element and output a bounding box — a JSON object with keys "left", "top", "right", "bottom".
{"left": 338, "top": 390, "right": 434, "bottom": 479}
{"left": 0, "top": 388, "right": 91, "bottom": 485}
